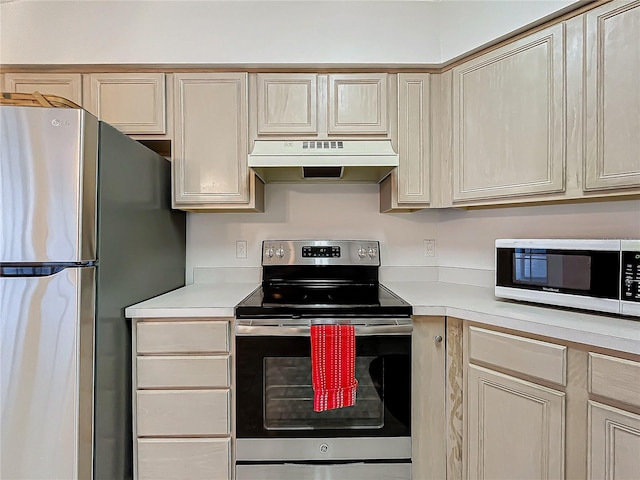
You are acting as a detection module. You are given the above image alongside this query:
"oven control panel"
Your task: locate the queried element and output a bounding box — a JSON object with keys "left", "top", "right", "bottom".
{"left": 302, "top": 246, "right": 341, "bottom": 258}
{"left": 262, "top": 240, "right": 380, "bottom": 265}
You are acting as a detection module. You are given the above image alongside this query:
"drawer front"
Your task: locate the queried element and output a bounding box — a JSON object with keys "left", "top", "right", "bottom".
{"left": 589, "top": 352, "right": 640, "bottom": 408}
{"left": 137, "top": 355, "right": 230, "bottom": 389}
{"left": 137, "top": 438, "right": 230, "bottom": 480}
{"left": 137, "top": 390, "right": 230, "bottom": 436}
{"left": 136, "top": 321, "right": 229, "bottom": 354}
{"left": 468, "top": 326, "right": 567, "bottom": 385}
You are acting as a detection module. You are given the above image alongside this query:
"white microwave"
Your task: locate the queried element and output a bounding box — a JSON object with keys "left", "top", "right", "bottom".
{"left": 495, "top": 239, "right": 640, "bottom": 317}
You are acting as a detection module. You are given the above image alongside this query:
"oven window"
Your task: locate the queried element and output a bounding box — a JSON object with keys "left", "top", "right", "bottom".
{"left": 263, "top": 356, "right": 384, "bottom": 430}
{"left": 235, "top": 335, "right": 411, "bottom": 438}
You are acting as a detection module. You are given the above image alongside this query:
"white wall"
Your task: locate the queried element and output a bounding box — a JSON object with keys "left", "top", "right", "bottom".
{"left": 436, "top": 199, "right": 640, "bottom": 269}
{"left": 187, "top": 183, "right": 640, "bottom": 283}
{"left": 438, "top": 0, "right": 587, "bottom": 62}
{"left": 187, "top": 183, "right": 440, "bottom": 282}
{"left": 0, "top": 0, "right": 580, "bottom": 65}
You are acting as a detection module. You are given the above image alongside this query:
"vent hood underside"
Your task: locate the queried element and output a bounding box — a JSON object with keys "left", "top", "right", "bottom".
{"left": 248, "top": 140, "right": 399, "bottom": 183}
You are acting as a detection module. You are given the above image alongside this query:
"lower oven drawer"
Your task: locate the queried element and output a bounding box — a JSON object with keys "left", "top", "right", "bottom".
{"left": 236, "top": 462, "right": 411, "bottom": 480}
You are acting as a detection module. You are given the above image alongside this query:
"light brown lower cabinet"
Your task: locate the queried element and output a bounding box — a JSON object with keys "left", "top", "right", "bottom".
{"left": 466, "top": 365, "right": 565, "bottom": 479}
{"left": 587, "top": 352, "right": 640, "bottom": 480}
{"left": 445, "top": 320, "right": 640, "bottom": 480}
{"left": 132, "top": 318, "right": 233, "bottom": 480}
{"left": 588, "top": 402, "right": 640, "bottom": 480}
{"left": 412, "top": 316, "right": 447, "bottom": 479}
{"left": 137, "top": 438, "right": 230, "bottom": 480}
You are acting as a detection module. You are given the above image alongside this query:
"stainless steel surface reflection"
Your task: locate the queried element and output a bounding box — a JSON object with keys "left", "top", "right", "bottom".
{"left": 0, "top": 268, "right": 95, "bottom": 480}
{"left": 0, "top": 107, "right": 97, "bottom": 263}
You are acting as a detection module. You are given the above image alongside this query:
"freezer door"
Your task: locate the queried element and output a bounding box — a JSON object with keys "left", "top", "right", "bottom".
{"left": 0, "top": 267, "right": 95, "bottom": 480}
{"left": 0, "top": 105, "right": 98, "bottom": 263}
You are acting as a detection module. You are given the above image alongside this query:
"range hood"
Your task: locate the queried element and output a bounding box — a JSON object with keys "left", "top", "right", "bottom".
{"left": 248, "top": 139, "right": 399, "bottom": 183}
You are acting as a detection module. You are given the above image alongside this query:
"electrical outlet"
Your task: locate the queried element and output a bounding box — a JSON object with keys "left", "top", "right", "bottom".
{"left": 424, "top": 239, "right": 436, "bottom": 257}
{"left": 236, "top": 240, "right": 247, "bottom": 259}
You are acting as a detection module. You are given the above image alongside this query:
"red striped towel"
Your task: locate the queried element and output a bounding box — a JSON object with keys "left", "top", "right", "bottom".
{"left": 310, "top": 324, "right": 358, "bottom": 412}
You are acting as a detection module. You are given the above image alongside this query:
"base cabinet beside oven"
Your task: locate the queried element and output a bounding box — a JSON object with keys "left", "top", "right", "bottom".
{"left": 132, "top": 318, "right": 233, "bottom": 480}
{"left": 447, "top": 319, "right": 640, "bottom": 480}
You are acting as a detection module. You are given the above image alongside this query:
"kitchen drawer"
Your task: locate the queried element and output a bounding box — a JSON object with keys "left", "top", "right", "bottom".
{"left": 589, "top": 352, "right": 640, "bottom": 408}
{"left": 137, "top": 438, "right": 230, "bottom": 480}
{"left": 137, "top": 390, "right": 230, "bottom": 436}
{"left": 136, "top": 320, "right": 229, "bottom": 354}
{"left": 468, "top": 326, "right": 567, "bottom": 385}
{"left": 136, "top": 355, "right": 230, "bottom": 389}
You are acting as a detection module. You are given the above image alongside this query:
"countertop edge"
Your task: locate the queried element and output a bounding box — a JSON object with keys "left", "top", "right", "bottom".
{"left": 125, "top": 281, "right": 640, "bottom": 355}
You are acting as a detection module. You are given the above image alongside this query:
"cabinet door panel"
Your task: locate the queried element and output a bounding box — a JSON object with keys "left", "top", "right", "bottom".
{"left": 584, "top": 1, "right": 640, "bottom": 190}
{"left": 328, "top": 74, "right": 388, "bottom": 134}
{"left": 173, "top": 73, "right": 249, "bottom": 204}
{"left": 589, "top": 352, "right": 640, "bottom": 408}
{"left": 84, "top": 73, "right": 166, "bottom": 134}
{"left": 397, "top": 74, "right": 431, "bottom": 204}
{"left": 467, "top": 365, "right": 565, "bottom": 479}
{"left": 589, "top": 401, "right": 640, "bottom": 480}
{"left": 469, "top": 326, "right": 567, "bottom": 386}
{"left": 136, "top": 390, "right": 230, "bottom": 436}
{"left": 136, "top": 321, "right": 229, "bottom": 354}
{"left": 4, "top": 73, "right": 82, "bottom": 105}
{"left": 412, "top": 316, "right": 446, "bottom": 480}
{"left": 452, "top": 24, "right": 565, "bottom": 202}
{"left": 137, "top": 438, "right": 230, "bottom": 480}
{"left": 136, "top": 355, "right": 230, "bottom": 389}
{"left": 257, "top": 74, "right": 317, "bottom": 134}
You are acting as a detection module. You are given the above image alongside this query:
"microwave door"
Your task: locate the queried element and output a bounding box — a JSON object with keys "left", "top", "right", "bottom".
{"left": 495, "top": 244, "right": 622, "bottom": 315}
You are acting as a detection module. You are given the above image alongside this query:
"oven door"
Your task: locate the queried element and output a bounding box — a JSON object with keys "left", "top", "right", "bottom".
{"left": 235, "top": 322, "right": 411, "bottom": 462}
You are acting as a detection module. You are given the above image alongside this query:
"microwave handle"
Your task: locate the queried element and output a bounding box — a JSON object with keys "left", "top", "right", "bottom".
{"left": 235, "top": 324, "right": 412, "bottom": 336}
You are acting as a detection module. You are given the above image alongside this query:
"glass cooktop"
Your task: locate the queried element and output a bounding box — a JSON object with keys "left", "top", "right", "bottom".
{"left": 235, "top": 283, "right": 412, "bottom": 318}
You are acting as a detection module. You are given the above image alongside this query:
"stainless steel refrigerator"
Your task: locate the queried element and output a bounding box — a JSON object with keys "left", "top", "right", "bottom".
{"left": 0, "top": 105, "right": 186, "bottom": 479}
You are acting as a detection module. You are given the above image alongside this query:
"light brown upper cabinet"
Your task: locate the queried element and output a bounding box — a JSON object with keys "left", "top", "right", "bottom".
{"left": 172, "top": 73, "right": 264, "bottom": 212}
{"left": 380, "top": 73, "right": 431, "bottom": 212}
{"left": 83, "top": 73, "right": 167, "bottom": 136}
{"left": 451, "top": 24, "right": 565, "bottom": 204}
{"left": 252, "top": 73, "right": 389, "bottom": 138}
{"left": 2, "top": 73, "right": 83, "bottom": 105}
{"left": 583, "top": 0, "right": 640, "bottom": 191}
{"left": 256, "top": 73, "right": 318, "bottom": 135}
{"left": 328, "top": 74, "right": 388, "bottom": 135}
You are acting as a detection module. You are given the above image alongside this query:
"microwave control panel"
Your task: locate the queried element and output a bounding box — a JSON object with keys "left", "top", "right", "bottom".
{"left": 622, "top": 250, "right": 640, "bottom": 303}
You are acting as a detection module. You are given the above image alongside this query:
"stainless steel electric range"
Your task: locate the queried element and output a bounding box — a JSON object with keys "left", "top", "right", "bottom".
{"left": 234, "top": 240, "right": 413, "bottom": 480}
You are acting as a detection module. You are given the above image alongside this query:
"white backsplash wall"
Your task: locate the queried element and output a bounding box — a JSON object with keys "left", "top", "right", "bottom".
{"left": 187, "top": 183, "right": 440, "bottom": 283}
{"left": 187, "top": 184, "right": 640, "bottom": 284}
{"left": 436, "top": 199, "right": 640, "bottom": 271}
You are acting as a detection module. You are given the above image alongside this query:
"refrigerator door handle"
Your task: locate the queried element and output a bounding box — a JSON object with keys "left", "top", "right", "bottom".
{"left": 0, "top": 262, "right": 96, "bottom": 277}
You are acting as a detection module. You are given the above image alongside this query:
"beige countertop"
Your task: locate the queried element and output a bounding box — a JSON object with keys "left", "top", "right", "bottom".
{"left": 126, "top": 280, "right": 640, "bottom": 355}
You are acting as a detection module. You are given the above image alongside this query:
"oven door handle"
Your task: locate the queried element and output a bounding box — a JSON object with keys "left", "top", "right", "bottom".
{"left": 235, "top": 324, "right": 412, "bottom": 336}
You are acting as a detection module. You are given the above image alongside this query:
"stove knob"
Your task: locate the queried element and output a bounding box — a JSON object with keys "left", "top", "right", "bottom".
{"left": 264, "top": 247, "right": 274, "bottom": 258}
{"left": 275, "top": 246, "right": 285, "bottom": 258}
{"left": 357, "top": 247, "right": 367, "bottom": 259}
{"left": 368, "top": 247, "right": 377, "bottom": 258}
